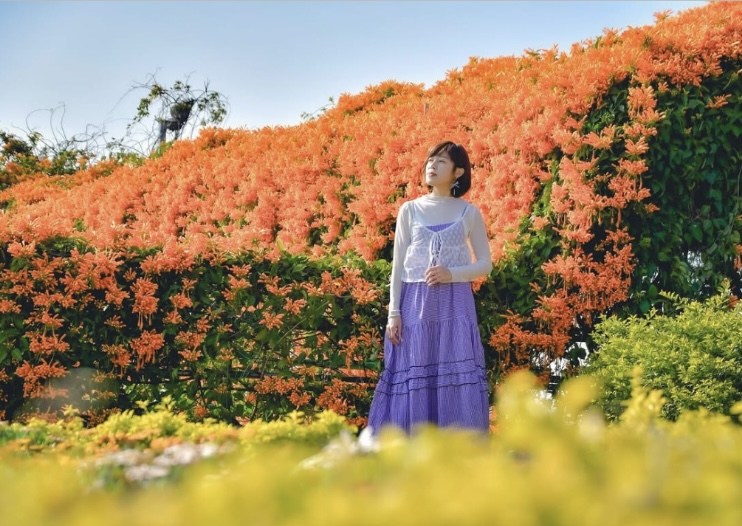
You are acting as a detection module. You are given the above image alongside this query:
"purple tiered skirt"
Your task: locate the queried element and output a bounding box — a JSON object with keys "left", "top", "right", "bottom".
{"left": 367, "top": 227, "right": 490, "bottom": 435}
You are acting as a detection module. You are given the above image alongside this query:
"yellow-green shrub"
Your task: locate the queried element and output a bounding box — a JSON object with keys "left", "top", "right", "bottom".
{"left": 586, "top": 291, "right": 742, "bottom": 421}
{"left": 0, "top": 396, "right": 353, "bottom": 458}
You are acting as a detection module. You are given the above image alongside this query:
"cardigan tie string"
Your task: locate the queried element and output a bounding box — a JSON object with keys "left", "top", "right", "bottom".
{"left": 429, "top": 231, "right": 443, "bottom": 267}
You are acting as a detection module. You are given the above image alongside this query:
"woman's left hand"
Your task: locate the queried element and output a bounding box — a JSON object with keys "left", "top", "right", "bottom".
{"left": 425, "top": 266, "right": 452, "bottom": 285}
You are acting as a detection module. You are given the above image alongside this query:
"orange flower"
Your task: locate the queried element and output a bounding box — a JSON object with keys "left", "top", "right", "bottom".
{"left": 15, "top": 359, "right": 67, "bottom": 398}
{"left": 0, "top": 299, "right": 20, "bottom": 314}
{"left": 104, "top": 315, "right": 126, "bottom": 329}
{"left": 284, "top": 298, "right": 307, "bottom": 315}
{"left": 130, "top": 330, "right": 165, "bottom": 369}
{"left": 170, "top": 292, "right": 193, "bottom": 310}
{"left": 131, "top": 278, "right": 158, "bottom": 329}
{"left": 103, "top": 343, "right": 132, "bottom": 374}
{"left": 624, "top": 137, "right": 649, "bottom": 156}
{"left": 259, "top": 310, "right": 285, "bottom": 330}
{"left": 706, "top": 94, "right": 730, "bottom": 109}
{"left": 163, "top": 310, "right": 183, "bottom": 325}
{"left": 6, "top": 241, "right": 36, "bottom": 258}
{"left": 27, "top": 331, "right": 70, "bottom": 355}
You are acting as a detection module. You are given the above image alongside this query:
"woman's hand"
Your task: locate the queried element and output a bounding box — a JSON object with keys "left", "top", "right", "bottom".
{"left": 425, "top": 266, "right": 452, "bottom": 286}
{"left": 386, "top": 316, "right": 402, "bottom": 345}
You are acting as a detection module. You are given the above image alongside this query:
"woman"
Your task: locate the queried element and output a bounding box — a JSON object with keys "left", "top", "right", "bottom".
{"left": 365, "top": 141, "right": 493, "bottom": 436}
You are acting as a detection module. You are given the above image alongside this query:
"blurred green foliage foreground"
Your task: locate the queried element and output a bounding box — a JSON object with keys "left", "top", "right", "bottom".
{"left": 2, "top": 367, "right": 742, "bottom": 526}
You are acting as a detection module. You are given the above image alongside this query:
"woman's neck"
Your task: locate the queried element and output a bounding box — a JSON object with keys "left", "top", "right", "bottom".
{"left": 430, "top": 187, "right": 452, "bottom": 197}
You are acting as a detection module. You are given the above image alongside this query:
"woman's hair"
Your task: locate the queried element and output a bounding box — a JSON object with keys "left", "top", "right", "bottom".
{"left": 424, "top": 141, "right": 472, "bottom": 198}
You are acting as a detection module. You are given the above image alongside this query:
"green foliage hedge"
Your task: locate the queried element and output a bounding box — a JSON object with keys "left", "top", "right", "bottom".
{"left": 624, "top": 65, "right": 742, "bottom": 314}
{"left": 586, "top": 291, "right": 742, "bottom": 421}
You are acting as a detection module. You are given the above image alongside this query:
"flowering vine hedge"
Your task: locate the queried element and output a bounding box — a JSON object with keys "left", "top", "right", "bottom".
{"left": 0, "top": 3, "right": 741, "bottom": 423}
{"left": 0, "top": 241, "right": 388, "bottom": 425}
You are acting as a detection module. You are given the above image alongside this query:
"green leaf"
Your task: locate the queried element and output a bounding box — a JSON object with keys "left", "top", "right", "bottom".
{"left": 690, "top": 224, "right": 703, "bottom": 242}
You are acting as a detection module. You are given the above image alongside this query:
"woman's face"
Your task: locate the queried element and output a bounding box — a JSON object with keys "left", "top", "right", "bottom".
{"left": 425, "top": 152, "right": 459, "bottom": 189}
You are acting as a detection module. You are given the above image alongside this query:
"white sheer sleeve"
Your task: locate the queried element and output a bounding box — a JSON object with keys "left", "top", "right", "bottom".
{"left": 388, "top": 202, "right": 412, "bottom": 319}
{"left": 448, "top": 205, "right": 493, "bottom": 282}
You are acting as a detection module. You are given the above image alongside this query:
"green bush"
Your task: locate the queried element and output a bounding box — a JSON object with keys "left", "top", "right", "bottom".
{"left": 586, "top": 291, "right": 742, "bottom": 421}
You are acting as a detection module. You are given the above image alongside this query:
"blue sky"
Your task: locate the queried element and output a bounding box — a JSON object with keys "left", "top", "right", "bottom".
{"left": 0, "top": 1, "right": 707, "bottom": 144}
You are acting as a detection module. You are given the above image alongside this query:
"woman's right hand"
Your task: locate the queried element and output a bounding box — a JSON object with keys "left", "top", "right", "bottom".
{"left": 386, "top": 316, "right": 402, "bottom": 345}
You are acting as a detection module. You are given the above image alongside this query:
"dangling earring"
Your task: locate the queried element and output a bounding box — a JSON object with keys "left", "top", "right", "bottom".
{"left": 451, "top": 179, "right": 460, "bottom": 197}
